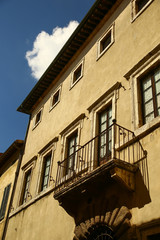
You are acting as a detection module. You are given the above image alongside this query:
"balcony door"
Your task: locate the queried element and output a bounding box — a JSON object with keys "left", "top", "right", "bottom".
{"left": 99, "top": 106, "right": 112, "bottom": 165}
{"left": 66, "top": 132, "right": 78, "bottom": 175}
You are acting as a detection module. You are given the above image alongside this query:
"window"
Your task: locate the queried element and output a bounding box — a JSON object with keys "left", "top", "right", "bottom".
{"left": 33, "top": 108, "right": 43, "bottom": 129}
{"left": 50, "top": 85, "right": 61, "bottom": 110}
{"left": 97, "top": 24, "right": 114, "bottom": 59}
{"left": 0, "top": 184, "right": 11, "bottom": 221}
{"left": 132, "top": 0, "right": 154, "bottom": 20}
{"left": 71, "top": 59, "right": 84, "bottom": 88}
{"left": 66, "top": 132, "right": 78, "bottom": 175}
{"left": 21, "top": 169, "right": 31, "bottom": 204}
{"left": 41, "top": 153, "right": 52, "bottom": 191}
{"left": 99, "top": 106, "right": 112, "bottom": 165}
{"left": 141, "top": 66, "right": 160, "bottom": 124}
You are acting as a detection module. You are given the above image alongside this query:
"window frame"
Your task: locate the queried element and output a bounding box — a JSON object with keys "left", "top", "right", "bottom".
{"left": 70, "top": 58, "right": 84, "bottom": 89}
{"left": 50, "top": 85, "right": 62, "bottom": 111}
{"left": 97, "top": 23, "right": 115, "bottom": 60}
{"left": 37, "top": 140, "right": 57, "bottom": 195}
{"left": 60, "top": 114, "right": 85, "bottom": 180}
{"left": 19, "top": 159, "right": 36, "bottom": 206}
{"left": 38, "top": 151, "right": 54, "bottom": 193}
{"left": 131, "top": 0, "right": 154, "bottom": 21}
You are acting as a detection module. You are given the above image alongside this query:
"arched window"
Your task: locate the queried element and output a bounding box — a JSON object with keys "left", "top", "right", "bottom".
{"left": 87, "top": 225, "right": 114, "bottom": 240}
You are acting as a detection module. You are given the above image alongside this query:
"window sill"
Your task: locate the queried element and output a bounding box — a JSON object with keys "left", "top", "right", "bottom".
{"left": 70, "top": 75, "right": 83, "bottom": 90}
{"left": 96, "top": 41, "right": 114, "bottom": 61}
{"left": 9, "top": 185, "right": 55, "bottom": 218}
{"left": 49, "top": 100, "right": 60, "bottom": 112}
{"left": 134, "top": 116, "right": 160, "bottom": 139}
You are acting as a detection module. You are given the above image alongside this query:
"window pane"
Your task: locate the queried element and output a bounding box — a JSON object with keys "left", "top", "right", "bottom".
{"left": 155, "top": 67, "right": 160, "bottom": 82}
{"left": 142, "top": 76, "right": 151, "bottom": 90}
{"left": 101, "top": 122, "right": 107, "bottom": 132}
{"left": 144, "top": 100, "right": 154, "bottom": 116}
{"left": 145, "top": 112, "right": 154, "bottom": 123}
{"left": 100, "top": 112, "right": 107, "bottom": 123}
{"left": 143, "top": 87, "right": 153, "bottom": 103}
{"left": 155, "top": 80, "right": 160, "bottom": 95}
{"left": 156, "top": 94, "right": 160, "bottom": 108}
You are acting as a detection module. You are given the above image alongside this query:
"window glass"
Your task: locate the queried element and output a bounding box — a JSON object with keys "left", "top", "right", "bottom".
{"left": 99, "top": 106, "right": 112, "bottom": 163}
{"left": 22, "top": 170, "right": 31, "bottom": 204}
{"left": 141, "top": 66, "right": 160, "bottom": 124}
{"left": 67, "top": 133, "right": 77, "bottom": 174}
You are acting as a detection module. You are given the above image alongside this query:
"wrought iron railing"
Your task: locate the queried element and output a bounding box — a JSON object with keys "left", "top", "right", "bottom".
{"left": 55, "top": 122, "right": 146, "bottom": 189}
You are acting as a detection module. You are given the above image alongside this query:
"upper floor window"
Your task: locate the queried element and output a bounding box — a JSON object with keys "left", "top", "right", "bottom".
{"left": 141, "top": 66, "right": 160, "bottom": 124}
{"left": 97, "top": 24, "right": 114, "bottom": 60}
{"left": 131, "top": 0, "right": 154, "bottom": 21}
{"left": 33, "top": 108, "right": 43, "bottom": 129}
{"left": 50, "top": 85, "right": 62, "bottom": 111}
{"left": 136, "top": 0, "right": 150, "bottom": 12}
{"left": 0, "top": 184, "right": 11, "bottom": 221}
{"left": 70, "top": 59, "right": 84, "bottom": 89}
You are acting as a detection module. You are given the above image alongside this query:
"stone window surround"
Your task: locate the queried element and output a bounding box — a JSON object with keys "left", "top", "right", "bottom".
{"left": 131, "top": 0, "right": 154, "bottom": 22}
{"left": 96, "top": 23, "right": 115, "bottom": 61}
{"left": 70, "top": 58, "right": 85, "bottom": 89}
{"left": 49, "top": 84, "right": 62, "bottom": 112}
{"left": 127, "top": 48, "right": 160, "bottom": 136}
{"left": 32, "top": 107, "right": 43, "bottom": 130}
{"left": 87, "top": 83, "right": 119, "bottom": 140}
{"left": 36, "top": 140, "right": 57, "bottom": 194}
{"left": 18, "top": 156, "right": 37, "bottom": 207}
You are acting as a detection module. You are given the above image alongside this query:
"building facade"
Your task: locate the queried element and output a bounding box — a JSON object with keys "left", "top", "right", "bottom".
{"left": 4, "top": 0, "right": 160, "bottom": 239}
{"left": 0, "top": 140, "right": 23, "bottom": 240}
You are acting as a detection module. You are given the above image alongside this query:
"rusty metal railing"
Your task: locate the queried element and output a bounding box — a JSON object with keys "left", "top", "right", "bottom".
{"left": 55, "top": 122, "right": 146, "bottom": 189}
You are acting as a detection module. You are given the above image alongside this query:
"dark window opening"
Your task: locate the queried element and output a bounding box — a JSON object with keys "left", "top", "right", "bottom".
{"left": 35, "top": 111, "right": 41, "bottom": 125}
{"left": 100, "top": 31, "right": 111, "bottom": 53}
{"left": 136, "top": 0, "right": 150, "bottom": 13}
{"left": 73, "top": 65, "right": 82, "bottom": 84}
{"left": 52, "top": 90, "right": 60, "bottom": 107}
{"left": 0, "top": 184, "right": 11, "bottom": 221}
{"left": 147, "top": 233, "right": 160, "bottom": 240}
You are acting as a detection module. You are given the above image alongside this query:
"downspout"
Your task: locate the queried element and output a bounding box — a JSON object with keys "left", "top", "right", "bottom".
{"left": 2, "top": 115, "right": 31, "bottom": 240}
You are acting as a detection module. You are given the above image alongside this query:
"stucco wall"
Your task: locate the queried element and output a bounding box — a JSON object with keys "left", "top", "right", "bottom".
{"left": 6, "top": 0, "right": 160, "bottom": 239}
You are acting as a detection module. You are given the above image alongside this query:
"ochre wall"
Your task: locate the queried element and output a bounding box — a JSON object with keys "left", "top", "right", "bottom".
{"left": 6, "top": 0, "right": 160, "bottom": 239}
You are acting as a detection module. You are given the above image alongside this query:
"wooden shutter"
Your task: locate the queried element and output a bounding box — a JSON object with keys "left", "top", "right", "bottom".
{"left": 0, "top": 184, "right": 11, "bottom": 220}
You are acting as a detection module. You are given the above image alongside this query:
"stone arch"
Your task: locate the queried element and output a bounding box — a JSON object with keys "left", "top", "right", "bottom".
{"left": 73, "top": 206, "right": 132, "bottom": 240}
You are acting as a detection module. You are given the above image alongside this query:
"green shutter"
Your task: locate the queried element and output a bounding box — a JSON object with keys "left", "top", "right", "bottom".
{"left": 0, "top": 184, "right": 11, "bottom": 220}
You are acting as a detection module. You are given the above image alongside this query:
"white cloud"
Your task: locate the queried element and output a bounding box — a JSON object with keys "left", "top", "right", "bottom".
{"left": 25, "top": 21, "right": 79, "bottom": 80}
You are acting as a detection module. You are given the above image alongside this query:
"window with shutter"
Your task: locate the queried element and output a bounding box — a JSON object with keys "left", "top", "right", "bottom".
{"left": 0, "top": 184, "right": 11, "bottom": 221}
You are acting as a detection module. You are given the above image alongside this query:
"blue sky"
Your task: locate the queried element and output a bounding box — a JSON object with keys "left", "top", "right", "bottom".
{"left": 0, "top": 0, "right": 95, "bottom": 153}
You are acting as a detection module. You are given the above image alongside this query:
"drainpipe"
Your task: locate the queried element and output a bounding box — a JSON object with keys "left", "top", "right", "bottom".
{"left": 2, "top": 115, "right": 31, "bottom": 240}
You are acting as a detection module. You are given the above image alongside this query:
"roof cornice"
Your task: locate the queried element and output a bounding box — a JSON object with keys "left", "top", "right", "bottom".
{"left": 17, "top": 0, "right": 120, "bottom": 114}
